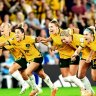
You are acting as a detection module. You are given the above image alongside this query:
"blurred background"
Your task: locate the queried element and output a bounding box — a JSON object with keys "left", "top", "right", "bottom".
{"left": 0, "top": 0, "right": 96, "bottom": 89}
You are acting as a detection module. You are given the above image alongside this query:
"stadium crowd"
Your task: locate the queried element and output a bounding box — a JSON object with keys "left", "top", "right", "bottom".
{"left": 0, "top": 0, "right": 96, "bottom": 96}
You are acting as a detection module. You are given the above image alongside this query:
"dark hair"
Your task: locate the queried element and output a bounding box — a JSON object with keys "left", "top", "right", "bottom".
{"left": 15, "top": 27, "right": 24, "bottom": 33}
{"left": 45, "top": 17, "right": 52, "bottom": 21}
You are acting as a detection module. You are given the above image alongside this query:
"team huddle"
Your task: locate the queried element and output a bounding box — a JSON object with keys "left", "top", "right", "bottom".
{"left": 0, "top": 19, "right": 96, "bottom": 96}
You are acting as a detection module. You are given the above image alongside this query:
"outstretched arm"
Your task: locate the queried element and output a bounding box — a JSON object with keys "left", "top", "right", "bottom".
{"left": 0, "top": 41, "right": 7, "bottom": 47}
{"left": 36, "top": 37, "right": 52, "bottom": 43}
{"left": 0, "top": 38, "right": 13, "bottom": 47}
{"left": 71, "top": 46, "right": 82, "bottom": 61}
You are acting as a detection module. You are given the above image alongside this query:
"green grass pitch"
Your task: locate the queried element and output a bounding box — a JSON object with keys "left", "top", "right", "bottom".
{"left": 0, "top": 87, "right": 96, "bottom": 96}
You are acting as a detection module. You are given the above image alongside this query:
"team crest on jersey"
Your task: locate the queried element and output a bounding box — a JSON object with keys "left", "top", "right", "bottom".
{"left": 80, "top": 38, "right": 84, "bottom": 43}
{"left": 26, "top": 44, "right": 30, "bottom": 48}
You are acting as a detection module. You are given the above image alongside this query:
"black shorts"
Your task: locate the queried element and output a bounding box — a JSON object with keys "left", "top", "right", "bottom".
{"left": 70, "top": 56, "right": 80, "bottom": 65}
{"left": 59, "top": 58, "right": 71, "bottom": 68}
{"left": 92, "top": 59, "right": 96, "bottom": 69}
{"left": 15, "top": 58, "right": 28, "bottom": 71}
{"left": 81, "top": 58, "right": 95, "bottom": 69}
{"left": 33, "top": 57, "right": 43, "bottom": 72}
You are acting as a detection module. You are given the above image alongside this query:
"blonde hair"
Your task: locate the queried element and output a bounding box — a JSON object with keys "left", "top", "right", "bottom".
{"left": 84, "top": 26, "right": 95, "bottom": 35}
{"left": 88, "top": 26, "right": 95, "bottom": 33}
{"left": 50, "top": 18, "right": 60, "bottom": 27}
{"left": 60, "top": 28, "right": 73, "bottom": 37}
{"left": 1, "top": 23, "right": 11, "bottom": 29}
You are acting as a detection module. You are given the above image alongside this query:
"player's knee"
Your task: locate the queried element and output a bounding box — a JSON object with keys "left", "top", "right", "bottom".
{"left": 62, "top": 73, "right": 68, "bottom": 77}
{"left": 26, "top": 73, "right": 31, "bottom": 77}
{"left": 26, "top": 71, "right": 32, "bottom": 77}
{"left": 38, "top": 72, "right": 46, "bottom": 79}
{"left": 22, "top": 75, "right": 28, "bottom": 80}
{"left": 70, "top": 72, "right": 76, "bottom": 76}
{"left": 77, "top": 73, "right": 85, "bottom": 79}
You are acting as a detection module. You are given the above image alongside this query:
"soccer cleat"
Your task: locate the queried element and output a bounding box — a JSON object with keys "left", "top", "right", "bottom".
{"left": 29, "top": 89, "right": 39, "bottom": 96}
{"left": 36, "top": 85, "right": 43, "bottom": 94}
{"left": 51, "top": 87, "right": 58, "bottom": 96}
{"left": 80, "top": 88, "right": 93, "bottom": 96}
{"left": 91, "top": 90, "right": 96, "bottom": 96}
{"left": 19, "top": 82, "right": 30, "bottom": 95}
{"left": 93, "top": 93, "right": 96, "bottom": 96}
{"left": 29, "top": 86, "right": 42, "bottom": 96}
{"left": 90, "top": 91, "right": 96, "bottom": 96}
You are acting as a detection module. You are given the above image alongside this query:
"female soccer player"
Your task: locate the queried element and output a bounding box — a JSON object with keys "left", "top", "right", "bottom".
{"left": 60, "top": 27, "right": 95, "bottom": 95}
{"left": 0, "top": 23, "right": 38, "bottom": 95}
{"left": 72, "top": 26, "right": 96, "bottom": 82}
{"left": 4, "top": 27, "right": 58, "bottom": 96}
{"left": 40, "top": 19, "right": 89, "bottom": 95}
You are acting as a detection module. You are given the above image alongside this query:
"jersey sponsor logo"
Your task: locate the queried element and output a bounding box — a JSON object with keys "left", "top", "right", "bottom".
{"left": 24, "top": 50, "right": 29, "bottom": 53}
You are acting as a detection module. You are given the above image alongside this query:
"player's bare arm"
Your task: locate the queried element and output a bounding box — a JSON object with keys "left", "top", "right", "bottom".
{"left": 40, "top": 37, "right": 52, "bottom": 43}
{"left": 71, "top": 46, "right": 82, "bottom": 61}
{"left": 85, "top": 50, "right": 95, "bottom": 63}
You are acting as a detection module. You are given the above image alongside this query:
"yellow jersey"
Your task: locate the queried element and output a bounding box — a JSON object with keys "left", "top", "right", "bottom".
{"left": 69, "top": 34, "right": 83, "bottom": 49}
{"left": 86, "top": 34, "right": 96, "bottom": 51}
{"left": 0, "top": 32, "right": 23, "bottom": 60}
{"left": 50, "top": 30, "right": 74, "bottom": 59}
{"left": 70, "top": 34, "right": 91, "bottom": 59}
{"left": 83, "top": 34, "right": 96, "bottom": 59}
{"left": 0, "top": 32, "right": 15, "bottom": 50}
{"left": 9, "top": 36, "right": 41, "bottom": 62}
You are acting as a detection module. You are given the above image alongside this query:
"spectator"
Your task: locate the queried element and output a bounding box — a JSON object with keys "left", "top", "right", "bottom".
{"left": 35, "top": 29, "right": 50, "bottom": 55}
{"left": 1, "top": 49, "right": 14, "bottom": 88}
{"left": 23, "top": 23, "right": 32, "bottom": 36}
{"left": 0, "top": 1, "right": 8, "bottom": 24}
{"left": 77, "top": 14, "right": 87, "bottom": 34}
{"left": 44, "top": 18, "right": 51, "bottom": 37}
{"left": 10, "top": 11, "right": 25, "bottom": 26}
{"left": 71, "top": 0, "right": 86, "bottom": 15}
{"left": 25, "top": 12, "right": 41, "bottom": 36}
{"left": 43, "top": 49, "right": 59, "bottom": 65}
{"left": 20, "top": 0, "right": 32, "bottom": 15}
{"left": 46, "top": 9, "right": 53, "bottom": 20}
{"left": 3, "top": 14, "right": 10, "bottom": 23}
{"left": 56, "top": 11, "right": 67, "bottom": 29}
{"left": 4, "top": 0, "right": 19, "bottom": 13}
{"left": 16, "top": 11, "right": 25, "bottom": 26}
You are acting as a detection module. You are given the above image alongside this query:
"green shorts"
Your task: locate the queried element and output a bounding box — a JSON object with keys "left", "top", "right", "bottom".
{"left": 15, "top": 58, "right": 28, "bottom": 71}
{"left": 70, "top": 56, "right": 80, "bottom": 65}
{"left": 59, "top": 58, "right": 71, "bottom": 68}
{"left": 33, "top": 57, "right": 43, "bottom": 72}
